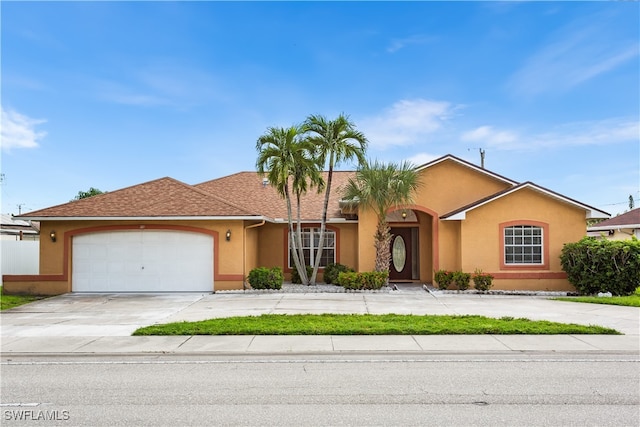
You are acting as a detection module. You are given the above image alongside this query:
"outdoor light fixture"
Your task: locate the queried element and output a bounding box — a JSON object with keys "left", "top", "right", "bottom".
{"left": 401, "top": 210, "right": 407, "bottom": 220}
{"left": 226, "top": 229, "right": 231, "bottom": 241}
{"left": 49, "top": 230, "right": 57, "bottom": 242}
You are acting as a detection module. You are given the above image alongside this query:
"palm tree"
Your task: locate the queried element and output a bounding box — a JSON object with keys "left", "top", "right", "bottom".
{"left": 256, "top": 126, "right": 323, "bottom": 285}
{"left": 302, "top": 113, "right": 368, "bottom": 284}
{"left": 342, "top": 160, "right": 420, "bottom": 273}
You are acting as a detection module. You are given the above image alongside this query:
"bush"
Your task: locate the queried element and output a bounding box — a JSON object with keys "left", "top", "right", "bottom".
{"left": 472, "top": 269, "right": 494, "bottom": 292}
{"left": 453, "top": 271, "right": 471, "bottom": 291}
{"left": 247, "top": 267, "right": 283, "bottom": 290}
{"left": 434, "top": 270, "right": 454, "bottom": 290}
{"left": 323, "top": 263, "right": 354, "bottom": 285}
{"left": 336, "top": 271, "right": 389, "bottom": 290}
{"left": 560, "top": 237, "right": 640, "bottom": 296}
{"left": 291, "top": 265, "right": 313, "bottom": 284}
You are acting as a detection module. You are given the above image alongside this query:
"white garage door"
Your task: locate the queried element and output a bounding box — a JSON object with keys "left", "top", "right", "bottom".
{"left": 72, "top": 230, "right": 214, "bottom": 292}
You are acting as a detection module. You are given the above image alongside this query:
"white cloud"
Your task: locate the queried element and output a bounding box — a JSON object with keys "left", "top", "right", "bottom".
{"left": 97, "top": 63, "right": 223, "bottom": 109}
{"left": 387, "top": 34, "right": 434, "bottom": 53}
{"left": 359, "top": 99, "right": 457, "bottom": 149}
{"left": 461, "top": 126, "right": 518, "bottom": 148}
{"left": 508, "top": 14, "right": 639, "bottom": 96}
{"left": 404, "top": 152, "right": 440, "bottom": 167}
{"left": 460, "top": 118, "right": 639, "bottom": 151}
{"left": 1, "top": 107, "right": 46, "bottom": 151}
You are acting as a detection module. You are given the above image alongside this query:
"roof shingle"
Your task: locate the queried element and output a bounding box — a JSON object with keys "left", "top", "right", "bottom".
{"left": 20, "top": 177, "right": 258, "bottom": 218}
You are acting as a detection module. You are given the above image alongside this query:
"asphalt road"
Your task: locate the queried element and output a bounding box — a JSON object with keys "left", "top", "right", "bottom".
{"left": 2, "top": 353, "right": 639, "bottom": 427}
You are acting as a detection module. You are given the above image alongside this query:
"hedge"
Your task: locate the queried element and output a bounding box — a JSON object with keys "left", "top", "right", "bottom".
{"left": 560, "top": 237, "right": 640, "bottom": 296}
{"left": 337, "top": 271, "right": 388, "bottom": 290}
{"left": 247, "top": 267, "right": 284, "bottom": 290}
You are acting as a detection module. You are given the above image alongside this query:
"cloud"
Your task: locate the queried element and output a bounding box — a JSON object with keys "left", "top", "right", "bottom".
{"left": 1, "top": 107, "right": 46, "bottom": 152}
{"left": 387, "top": 34, "right": 434, "bottom": 53}
{"left": 460, "top": 118, "right": 639, "bottom": 151}
{"left": 97, "top": 62, "right": 224, "bottom": 109}
{"left": 461, "top": 126, "right": 518, "bottom": 148}
{"left": 508, "top": 14, "right": 639, "bottom": 96}
{"left": 404, "top": 152, "right": 440, "bottom": 167}
{"left": 359, "top": 99, "right": 458, "bottom": 149}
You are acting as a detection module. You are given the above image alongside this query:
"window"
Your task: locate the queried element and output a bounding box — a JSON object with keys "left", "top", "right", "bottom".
{"left": 504, "top": 225, "right": 543, "bottom": 265}
{"left": 288, "top": 228, "right": 335, "bottom": 268}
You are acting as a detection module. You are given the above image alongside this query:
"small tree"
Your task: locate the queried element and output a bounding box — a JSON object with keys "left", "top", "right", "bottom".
{"left": 302, "top": 113, "right": 367, "bottom": 285}
{"left": 342, "top": 160, "right": 420, "bottom": 273}
{"left": 72, "top": 187, "right": 104, "bottom": 201}
{"left": 255, "top": 125, "right": 323, "bottom": 285}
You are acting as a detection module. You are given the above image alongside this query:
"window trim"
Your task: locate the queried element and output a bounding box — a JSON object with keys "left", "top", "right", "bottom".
{"left": 499, "top": 220, "right": 549, "bottom": 270}
{"left": 285, "top": 225, "right": 338, "bottom": 271}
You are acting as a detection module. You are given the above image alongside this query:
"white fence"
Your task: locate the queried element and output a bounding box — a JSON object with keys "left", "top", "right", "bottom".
{"left": 1, "top": 240, "right": 39, "bottom": 277}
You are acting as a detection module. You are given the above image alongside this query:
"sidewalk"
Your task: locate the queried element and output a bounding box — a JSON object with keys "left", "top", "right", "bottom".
{"left": 2, "top": 333, "right": 639, "bottom": 355}
{"left": 2, "top": 289, "right": 639, "bottom": 355}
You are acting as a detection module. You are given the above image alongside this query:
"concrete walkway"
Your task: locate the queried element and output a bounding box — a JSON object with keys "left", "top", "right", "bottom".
{"left": 1, "top": 290, "right": 638, "bottom": 355}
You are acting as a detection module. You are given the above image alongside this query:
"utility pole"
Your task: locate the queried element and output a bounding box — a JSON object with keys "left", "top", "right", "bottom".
{"left": 468, "top": 148, "right": 486, "bottom": 168}
{"left": 17, "top": 204, "right": 25, "bottom": 215}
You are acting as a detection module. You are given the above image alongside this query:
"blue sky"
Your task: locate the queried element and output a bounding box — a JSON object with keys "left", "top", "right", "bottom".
{"left": 2, "top": 1, "right": 638, "bottom": 216}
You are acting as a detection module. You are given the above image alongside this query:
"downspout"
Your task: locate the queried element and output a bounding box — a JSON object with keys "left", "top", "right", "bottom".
{"left": 243, "top": 220, "right": 266, "bottom": 290}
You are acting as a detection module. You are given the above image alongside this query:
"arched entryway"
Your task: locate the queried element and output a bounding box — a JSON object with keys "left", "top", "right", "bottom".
{"left": 387, "top": 208, "right": 437, "bottom": 283}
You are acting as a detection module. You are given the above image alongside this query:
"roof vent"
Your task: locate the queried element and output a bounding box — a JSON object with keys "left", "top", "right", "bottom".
{"left": 262, "top": 178, "right": 269, "bottom": 188}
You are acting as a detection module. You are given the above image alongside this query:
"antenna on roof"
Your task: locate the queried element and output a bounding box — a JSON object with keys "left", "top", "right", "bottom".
{"left": 468, "top": 148, "right": 486, "bottom": 169}
{"left": 262, "top": 177, "right": 269, "bottom": 188}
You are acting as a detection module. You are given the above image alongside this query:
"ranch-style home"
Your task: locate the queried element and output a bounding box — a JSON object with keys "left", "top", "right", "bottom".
{"left": 3, "top": 155, "right": 609, "bottom": 295}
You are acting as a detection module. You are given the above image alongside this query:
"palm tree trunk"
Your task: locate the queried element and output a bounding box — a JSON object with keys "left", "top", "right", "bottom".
{"left": 286, "top": 185, "right": 306, "bottom": 285}
{"left": 374, "top": 220, "right": 392, "bottom": 273}
{"left": 311, "top": 156, "right": 334, "bottom": 285}
{"left": 295, "top": 192, "right": 309, "bottom": 285}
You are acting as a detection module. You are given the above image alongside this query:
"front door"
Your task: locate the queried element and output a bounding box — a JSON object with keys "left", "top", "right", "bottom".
{"left": 389, "top": 227, "right": 413, "bottom": 281}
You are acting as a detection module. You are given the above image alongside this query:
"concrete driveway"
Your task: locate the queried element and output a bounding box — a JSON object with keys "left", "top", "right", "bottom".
{"left": 2, "top": 290, "right": 638, "bottom": 337}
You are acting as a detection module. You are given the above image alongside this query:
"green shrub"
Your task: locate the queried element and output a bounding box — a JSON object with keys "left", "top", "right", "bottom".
{"left": 337, "top": 272, "right": 360, "bottom": 290}
{"left": 291, "top": 265, "right": 313, "bottom": 284}
{"left": 337, "top": 271, "right": 389, "bottom": 290}
{"left": 247, "top": 267, "right": 283, "bottom": 290}
{"left": 434, "top": 270, "right": 455, "bottom": 290}
{"left": 453, "top": 271, "right": 471, "bottom": 291}
{"left": 560, "top": 237, "right": 640, "bottom": 296}
{"left": 323, "top": 263, "right": 354, "bottom": 284}
{"left": 472, "top": 269, "right": 494, "bottom": 292}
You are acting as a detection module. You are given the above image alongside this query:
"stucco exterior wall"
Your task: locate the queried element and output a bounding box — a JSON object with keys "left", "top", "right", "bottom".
{"left": 255, "top": 222, "right": 358, "bottom": 282}
{"left": 4, "top": 219, "right": 248, "bottom": 294}
{"left": 458, "top": 188, "right": 586, "bottom": 291}
{"left": 414, "top": 161, "right": 511, "bottom": 215}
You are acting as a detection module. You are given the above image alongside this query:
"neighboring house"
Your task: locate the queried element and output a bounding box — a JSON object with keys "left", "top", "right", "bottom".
{"left": 587, "top": 207, "right": 640, "bottom": 240}
{"left": 3, "top": 155, "right": 609, "bottom": 295}
{"left": 1, "top": 214, "right": 40, "bottom": 278}
{"left": 1, "top": 214, "right": 40, "bottom": 241}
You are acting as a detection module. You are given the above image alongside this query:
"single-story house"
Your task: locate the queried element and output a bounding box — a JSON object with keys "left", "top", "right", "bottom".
{"left": 3, "top": 155, "right": 609, "bottom": 295}
{"left": 587, "top": 207, "right": 640, "bottom": 240}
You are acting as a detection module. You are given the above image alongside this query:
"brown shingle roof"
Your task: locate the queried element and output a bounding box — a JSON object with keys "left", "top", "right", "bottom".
{"left": 588, "top": 207, "right": 640, "bottom": 230}
{"left": 195, "top": 171, "right": 356, "bottom": 221}
{"left": 20, "top": 177, "right": 258, "bottom": 218}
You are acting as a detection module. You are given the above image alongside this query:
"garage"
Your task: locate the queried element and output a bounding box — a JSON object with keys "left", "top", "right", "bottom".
{"left": 72, "top": 230, "right": 214, "bottom": 292}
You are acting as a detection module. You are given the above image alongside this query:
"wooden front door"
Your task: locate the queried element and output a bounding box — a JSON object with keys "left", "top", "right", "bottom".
{"left": 389, "top": 227, "right": 413, "bottom": 281}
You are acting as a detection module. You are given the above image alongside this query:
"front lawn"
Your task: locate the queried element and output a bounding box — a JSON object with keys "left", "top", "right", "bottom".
{"left": 133, "top": 313, "right": 619, "bottom": 336}
{"left": 554, "top": 287, "right": 640, "bottom": 307}
{"left": 0, "top": 286, "right": 46, "bottom": 310}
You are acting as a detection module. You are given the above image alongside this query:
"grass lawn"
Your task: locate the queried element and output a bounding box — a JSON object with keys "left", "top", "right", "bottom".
{"left": 133, "top": 313, "right": 619, "bottom": 336}
{"left": 0, "top": 286, "right": 46, "bottom": 311}
{"left": 554, "top": 287, "right": 640, "bottom": 308}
